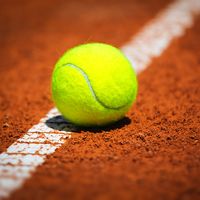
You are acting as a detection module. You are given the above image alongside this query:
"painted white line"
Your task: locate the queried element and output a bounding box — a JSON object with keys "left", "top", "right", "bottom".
{"left": 18, "top": 132, "right": 67, "bottom": 144}
{"left": 28, "top": 108, "right": 76, "bottom": 133}
{"left": 0, "top": 108, "right": 72, "bottom": 198}
{"left": 0, "top": 0, "right": 200, "bottom": 198}
{"left": 7, "top": 143, "right": 60, "bottom": 155}
{"left": 0, "top": 153, "right": 45, "bottom": 166}
{"left": 0, "top": 178, "right": 24, "bottom": 198}
{"left": 0, "top": 165, "right": 34, "bottom": 178}
{"left": 122, "top": 0, "right": 200, "bottom": 73}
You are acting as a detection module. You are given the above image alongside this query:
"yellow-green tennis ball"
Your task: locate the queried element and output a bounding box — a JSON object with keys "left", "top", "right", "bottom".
{"left": 52, "top": 43, "right": 138, "bottom": 126}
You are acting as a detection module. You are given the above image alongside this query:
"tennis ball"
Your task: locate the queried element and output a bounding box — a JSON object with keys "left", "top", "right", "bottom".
{"left": 52, "top": 43, "right": 138, "bottom": 126}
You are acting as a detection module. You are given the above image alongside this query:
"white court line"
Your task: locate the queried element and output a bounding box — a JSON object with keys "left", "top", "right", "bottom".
{"left": 122, "top": 0, "right": 200, "bottom": 72}
{"left": 0, "top": 0, "right": 200, "bottom": 198}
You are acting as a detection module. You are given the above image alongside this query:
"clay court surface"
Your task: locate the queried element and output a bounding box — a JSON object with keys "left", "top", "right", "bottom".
{"left": 0, "top": 0, "right": 200, "bottom": 199}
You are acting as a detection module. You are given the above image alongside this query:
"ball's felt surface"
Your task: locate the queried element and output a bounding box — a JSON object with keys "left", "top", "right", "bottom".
{"left": 52, "top": 43, "right": 138, "bottom": 126}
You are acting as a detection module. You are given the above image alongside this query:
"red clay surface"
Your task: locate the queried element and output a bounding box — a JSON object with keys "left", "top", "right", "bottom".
{"left": 1, "top": 0, "right": 200, "bottom": 200}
